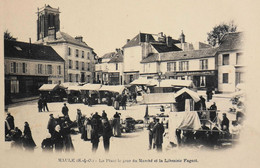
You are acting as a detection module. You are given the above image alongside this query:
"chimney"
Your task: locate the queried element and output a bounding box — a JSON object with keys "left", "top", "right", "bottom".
{"left": 166, "top": 36, "right": 173, "bottom": 47}
{"left": 126, "top": 39, "right": 130, "bottom": 43}
{"left": 145, "top": 34, "right": 149, "bottom": 43}
{"left": 48, "top": 27, "right": 56, "bottom": 41}
{"left": 75, "top": 36, "right": 83, "bottom": 42}
{"left": 179, "top": 30, "right": 185, "bottom": 43}
{"left": 158, "top": 32, "right": 165, "bottom": 42}
{"left": 29, "top": 38, "right": 32, "bottom": 55}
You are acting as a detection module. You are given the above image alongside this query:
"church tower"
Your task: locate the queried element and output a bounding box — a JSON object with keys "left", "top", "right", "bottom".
{"left": 37, "top": 5, "right": 60, "bottom": 41}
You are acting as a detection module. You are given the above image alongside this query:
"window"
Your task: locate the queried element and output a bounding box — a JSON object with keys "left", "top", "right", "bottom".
{"left": 223, "top": 73, "right": 229, "bottom": 83}
{"left": 76, "top": 49, "right": 79, "bottom": 57}
{"left": 69, "top": 60, "right": 73, "bottom": 69}
{"left": 81, "top": 62, "right": 85, "bottom": 70}
{"left": 236, "top": 53, "right": 242, "bottom": 65}
{"left": 22, "top": 63, "right": 27, "bottom": 73}
{"left": 200, "top": 76, "right": 206, "bottom": 87}
{"left": 87, "top": 63, "right": 90, "bottom": 71}
{"left": 38, "top": 64, "right": 43, "bottom": 74}
{"left": 179, "top": 61, "right": 189, "bottom": 71}
{"left": 57, "top": 65, "right": 61, "bottom": 75}
{"left": 200, "top": 59, "right": 208, "bottom": 70}
{"left": 10, "top": 62, "right": 18, "bottom": 73}
{"left": 116, "top": 63, "right": 118, "bottom": 70}
{"left": 76, "top": 74, "right": 79, "bottom": 82}
{"left": 82, "top": 51, "right": 84, "bottom": 58}
{"left": 68, "top": 47, "right": 71, "bottom": 56}
{"left": 222, "top": 54, "right": 229, "bottom": 65}
{"left": 87, "top": 52, "right": 90, "bottom": 59}
{"left": 167, "top": 62, "right": 176, "bottom": 71}
{"left": 47, "top": 65, "right": 52, "bottom": 74}
{"left": 69, "top": 74, "right": 72, "bottom": 82}
{"left": 11, "top": 79, "right": 19, "bottom": 93}
{"left": 76, "top": 61, "right": 79, "bottom": 69}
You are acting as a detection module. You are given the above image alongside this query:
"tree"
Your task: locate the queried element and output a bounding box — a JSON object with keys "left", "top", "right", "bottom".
{"left": 207, "top": 21, "right": 237, "bottom": 46}
{"left": 4, "top": 30, "right": 17, "bottom": 41}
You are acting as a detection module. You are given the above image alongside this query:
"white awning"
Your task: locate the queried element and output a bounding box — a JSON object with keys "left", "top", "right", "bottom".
{"left": 155, "top": 79, "right": 195, "bottom": 88}
{"left": 60, "top": 82, "right": 79, "bottom": 88}
{"left": 141, "top": 93, "right": 176, "bottom": 104}
{"left": 175, "top": 88, "right": 200, "bottom": 102}
{"left": 130, "top": 78, "right": 157, "bottom": 86}
{"left": 81, "top": 83, "right": 102, "bottom": 91}
{"left": 67, "top": 85, "right": 83, "bottom": 91}
{"left": 39, "top": 84, "right": 59, "bottom": 91}
{"left": 99, "top": 85, "right": 126, "bottom": 94}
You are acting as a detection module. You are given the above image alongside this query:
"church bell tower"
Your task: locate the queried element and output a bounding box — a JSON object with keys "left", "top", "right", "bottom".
{"left": 37, "top": 5, "right": 60, "bottom": 41}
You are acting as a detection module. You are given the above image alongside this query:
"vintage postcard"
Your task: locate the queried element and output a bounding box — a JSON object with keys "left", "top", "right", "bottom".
{"left": 1, "top": 0, "right": 260, "bottom": 168}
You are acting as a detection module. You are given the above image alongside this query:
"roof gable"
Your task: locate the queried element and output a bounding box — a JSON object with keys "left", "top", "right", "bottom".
{"left": 218, "top": 32, "right": 243, "bottom": 52}
{"left": 4, "top": 39, "right": 64, "bottom": 62}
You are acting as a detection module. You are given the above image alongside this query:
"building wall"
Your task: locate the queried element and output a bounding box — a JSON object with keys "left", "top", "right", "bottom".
{"left": 5, "top": 58, "right": 64, "bottom": 84}
{"left": 141, "top": 57, "right": 216, "bottom": 74}
{"left": 50, "top": 43, "right": 95, "bottom": 83}
{"left": 218, "top": 51, "right": 244, "bottom": 92}
{"left": 123, "top": 46, "right": 142, "bottom": 72}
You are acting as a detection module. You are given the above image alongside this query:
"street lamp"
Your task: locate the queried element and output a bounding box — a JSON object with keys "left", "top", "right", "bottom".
{"left": 157, "top": 72, "right": 162, "bottom": 88}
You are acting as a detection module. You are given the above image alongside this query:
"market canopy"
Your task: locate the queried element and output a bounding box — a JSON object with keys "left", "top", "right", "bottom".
{"left": 81, "top": 83, "right": 102, "bottom": 91}
{"left": 60, "top": 82, "right": 79, "bottom": 88}
{"left": 39, "top": 84, "right": 62, "bottom": 91}
{"left": 175, "top": 88, "right": 200, "bottom": 102}
{"left": 67, "top": 85, "right": 83, "bottom": 91}
{"left": 99, "top": 85, "right": 126, "bottom": 94}
{"left": 130, "top": 78, "right": 157, "bottom": 86}
{"left": 141, "top": 93, "right": 176, "bottom": 104}
{"left": 155, "top": 79, "right": 195, "bottom": 88}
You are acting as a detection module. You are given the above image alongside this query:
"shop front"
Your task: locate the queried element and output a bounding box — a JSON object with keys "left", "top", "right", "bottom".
{"left": 165, "top": 70, "right": 217, "bottom": 90}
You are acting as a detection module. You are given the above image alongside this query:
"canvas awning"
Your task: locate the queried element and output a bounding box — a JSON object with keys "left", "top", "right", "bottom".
{"left": 99, "top": 85, "right": 126, "bottom": 94}
{"left": 60, "top": 82, "right": 79, "bottom": 88}
{"left": 155, "top": 79, "right": 195, "bottom": 88}
{"left": 130, "top": 78, "right": 157, "bottom": 86}
{"left": 39, "top": 84, "right": 60, "bottom": 91}
{"left": 141, "top": 93, "right": 176, "bottom": 104}
{"left": 81, "top": 83, "right": 102, "bottom": 91}
{"left": 67, "top": 85, "right": 83, "bottom": 91}
{"left": 175, "top": 88, "right": 200, "bottom": 102}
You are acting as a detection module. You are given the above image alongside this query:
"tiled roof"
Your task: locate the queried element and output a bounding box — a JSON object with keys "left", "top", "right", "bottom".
{"left": 4, "top": 39, "right": 64, "bottom": 62}
{"left": 101, "top": 52, "right": 115, "bottom": 59}
{"left": 218, "top": 32, "right": 243, "bottom": 52}
{"left": 141, "top": 48, "right": 217, "bottom": 63}
{"left": 36, "top": 31, "right": 93, "bottom": 49}
{"left": 151, "top": 43, "right": 182, "bottom": 53}
{"left": 108, "top": 51, "right": 123, "bottom": 63}
{"left": 123, "top": 33, "right": 155, "bottom": 48}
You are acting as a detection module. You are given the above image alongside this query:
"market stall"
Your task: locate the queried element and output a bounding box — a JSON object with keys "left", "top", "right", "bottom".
{"left": 38, "top": 84, "right": 66, "bottom": 102}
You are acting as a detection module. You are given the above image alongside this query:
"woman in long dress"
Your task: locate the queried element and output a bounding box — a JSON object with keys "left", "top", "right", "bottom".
{"left": 22, "top": 122, "right": 36, "bottom": 151}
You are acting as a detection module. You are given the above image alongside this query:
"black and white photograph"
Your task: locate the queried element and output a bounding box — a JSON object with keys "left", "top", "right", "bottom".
{"left": 1, "top": 0, "right": 260, "bottom": 168}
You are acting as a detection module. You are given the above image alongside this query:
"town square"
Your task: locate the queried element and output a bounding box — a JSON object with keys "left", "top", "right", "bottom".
{"left": 2, "top": 0, "right": 260, "bottom": 168}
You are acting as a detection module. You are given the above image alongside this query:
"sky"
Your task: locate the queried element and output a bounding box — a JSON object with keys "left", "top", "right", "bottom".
{"left": 0, "top": 0, "right": 252, "bottom": 56}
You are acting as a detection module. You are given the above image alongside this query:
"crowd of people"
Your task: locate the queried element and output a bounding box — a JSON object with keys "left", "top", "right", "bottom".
{"left": 147, "top": 117, "right": 165, "bottom": 152}
{"left": 5, "top": 110, "right": 36, "bottom": 151}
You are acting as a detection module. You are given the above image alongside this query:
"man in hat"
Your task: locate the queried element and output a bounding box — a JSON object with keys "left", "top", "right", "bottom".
{"left": 76, "top": 109, "right": 83, "bottom": 132}
{"left": 62, "top": 103, "right": 69, "bottom": 116}
{"left": 221, "top": 113, "right": 230, "bottom": 133}
{"left": 47, "top": 114, "right": 56, "bottom": 136}
{"left": 6, "top": 112, "right": 15, "bottom": 130}
{"left": 153, "top": 118, "right": 165, "bottom": 152}
{"left": 147, "top": 117, "right": 156, "bottom": 150}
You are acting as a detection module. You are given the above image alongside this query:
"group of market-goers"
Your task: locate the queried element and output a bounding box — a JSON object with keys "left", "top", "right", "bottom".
{"left": 37, "top": 95, "right": 49, "bottom": 112}
{"left": 43, "top": 103, "right": 122, "bottom": 153}
{"left": 147, "top": 117, "right": 165, "bottom": 152}
{"left": 5, "top": 109, "right": 36, "bottom": 151}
